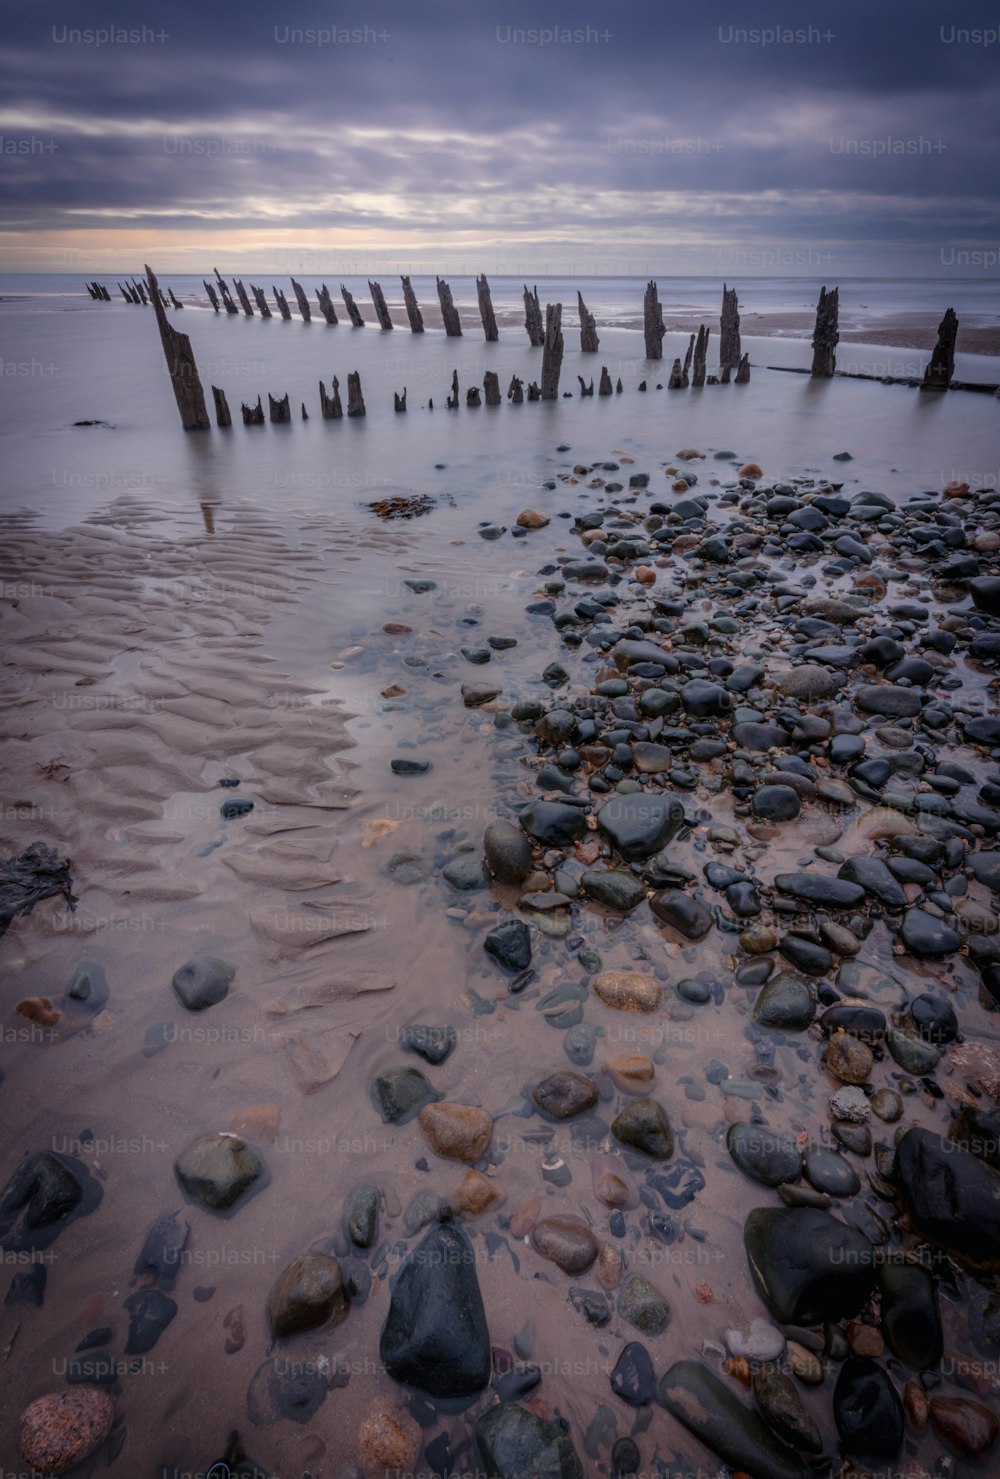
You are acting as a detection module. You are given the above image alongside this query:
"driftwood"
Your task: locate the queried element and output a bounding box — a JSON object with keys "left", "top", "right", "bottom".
{"left": 523, "top": 284, "right": 544, "bottom": 347}
{"left": 369, "top": 280, "right": 393, "bottom": 330}
{"left": 436, "top": 277, "right": 462, "bottom": 337}
{"left": 477, "top": 275, "right": 498, "bottom": 341}
{"left": 291, "top": 279, "right": 312, "bottom": 322}
{"left": 273, "top": 286, "right": 292, "bottom": 321}
{"left": 341, "top": 286, "right": 364, "bottom": 327}
{"left": 483, "top": 371, "right": 501, "bottom": 406}
{"left": 319, "top": 377, "right": 343, "bottom": 419}
{"left": 241, "top": 396, "right": 264, "bottom": 425}
{"left": 394, "top": 389, "right": 407, "bottom": 412}
{"left": 598, "top": 367, "right": 613, "bottom": 396}
{"left": 577, "top": 376, "right": 594, "bottom": 397}
{"left": 203, "top": 281, "right": 220, "bottom": 312}
{"left": 810, "top": 286, "right": 839, "bottom": 376}
{"left": 541, "top": 303, "right": 564, "bottom": 400}
{"left": 401, "top": 276, "right": 424, "bottom": 333}
{"left": 508, "top": 375, "right": 524, "bottom": 404}
{"left": 211, "top": 387, "right": 232, "bottom": 428}
{"left": 643, "top": 280, "right": 665, "bottom": 359}
{"left": 692, "top": 325, "right": 709, "bottom": 387}
{"left": 145, "top": 265, "right": 210, "bottom": 431}
{"left": 347, "top": 371, "right": 366, "bottom": 417}
{"left": 667, "top": 358, "right": 685, "bottom": 390}
{"left": 578, "top": 292, "right": 599, "bottom": 352}
{"left": 921, "top": 308, "right": 958, "bottom": 390}
{"left": 735, "top": 353, "right": 751, "bottom": 384}
{"left": 446, "top": 370, "right": 460, "bottom": 409}
{"left": 234, "top": 279, "right": 254, "bottom": 316}
{"left": 269, "top": 393, "right": 291, "bottom": 423}
{"left": 720, "top": 285, "right": 741, "bottom": 370}
{"left": 251, "top": 285, "right": 272, "bottom": 318}
{"left": 770, "top": 363, "right": 997, "bottom": 394}
{"left": 466, "top": 386, "right": 481, "bottom": 407}
{"left": 168, "top": 288, "right": 183, "bottom": 310}
{"left": 214, "top": 271, "right": 238, "bottom": 314}
{"left": 316, "top": 285, "right": 338, "bottom": 324}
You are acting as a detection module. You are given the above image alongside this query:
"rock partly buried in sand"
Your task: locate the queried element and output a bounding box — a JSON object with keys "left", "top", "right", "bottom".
{"left": 774, "top": 873, "right": 865, "bottom": 910}
{"left": 15, "top": 996, "right": 60, "bottom": 1027}
{"left": 776, "top": 665, "right": 839, "bottom": 699}
{"left": 532, "top": 1071, "right": 598, "bottom": 1120}
{"left": 753, "top": 973, "right": 816, "bottom": 1031}
{"left": 900, "top": 907, "right": 961, "bottom": 957}
{"left": 484, "top": 919, "right": 532, "bottom": 973}
{"left": 618, "top": 1274, "right": 670, "bottom": 1334}
{"left": 727, "top": 1122, "right": 802, "bottom": 1187}
{"left": 894, "top": 1127, "right": 1000, "bottom": 1268}
{"left": 400, "top": 1023, "right": 456, "bottom": 1066}
{"left": 344, "top": 1185, "right": 379, "bottom": 1248}
{"left": 834, "top": 1356, "right": 904, "bottom": 1463}
{"left": 930, "top": 1396, "right": 999, "bottom": 1459}
{"left": 596, "top": 791, "right": 685, "bottom": 862}
{"left": 462, "top": 681, "right": 502, "bottom": 707}
{"left": 380, "top": 1222, "right": 490, "bottom": 1397}
{"left": 452, "top": 1168, "right": 504, "bottom": 1216}
{"left": 20, "top": 1388, "right": 114, "bottom": 1477}
{"left": 0, "top": 1151, "right": 102, "bottom": 1252}
{"left": 744, "top": 1207, "right": 877, "bottom": 1324}
{"left": 267, "top": 1252, "right": 348, "bottom": 1338}
{"left": 649, "top": 890, "right": 712, "bottom": 938}
{"left": 174, "top": 1133, "right": 265, "bottom": 1211}
{"left": 359, "top": 1401, "right": 422, "bottom": 1476}
{"left": 418, "top": 1102, "right": 492, "bottom": 1163}
{"left": 483, "top": 819, "right": 534, "bottom": 884}
{"left": 656, "top": 1359, "right": 805, "bottom": 1479}
{"left": 516, "top": 509, "right": 550, "bottom": 528}
{"left": 475, "top": 1402, "right": 584, "bottom": 1479}
{"left": 753, "top": 1365, "right": 823, "bottom": 1454}
{"left": 530, "top": 1216, "right": 599, "bottom": 1274}
{"left": 611, "top": 1098, "right": 674, "bottom": 1159}
{"left": 592, "top": 971, "right": 661, "bottom": 1012}
{"left": 518, "top": 800, "right": 588, "bottom": 847}
{"left": 171, "top": 955, "right": 235, "bottom": 1011}
{"left": 372, "top": 1066, "right": 440, "bottom": 1124}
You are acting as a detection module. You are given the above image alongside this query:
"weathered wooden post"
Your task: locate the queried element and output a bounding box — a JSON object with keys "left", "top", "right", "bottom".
{"left": 616, "top": 378, "right": 622, "bottom": 393}
{"left": 477, "top": 275, "right": 498, "bottom": 341}
{"left": 541, "top": 303, "right": 564, "bottom": 400}
{"left": 242, "top": 396, "right": 264, "bottom": 425}
{"left": 234, "top": 279, "right": 254, "bottom": 316}
{"left": 401, "top": 276, "right": 424, "bottom": 333}
{"left": 273, "top": 287, "right": 292, "bottom": 320}
{"left": 269, "top": 393, "right": 291, "bottom": 423}
{"left": 100, "top": 283, "right": 112, "bottom": 301}
{"left": 921, "top": 308, "right": 958, "bottom": 390}
{"left": 203, "top": 281, "right": 220, "bottom": 312}
{"left": 527, "top": 382, "right": 542, "bottom": 401}
{"left": 483, "top": 371, "right": 501, "bottom": 405}
{"left": 692, "top": 325, "right": 709, "bottom": 387}
{"left": 134, "top": 277, "right": 149, "bottom": 306}
{"left": 168, "top": 287, "right": 184, "bottom": 310}
{"left": 577, "top": 376, "right": 594, "bottom": 397}
{"left": 810, "top": 286, "right": 839, "bottom": 377}
{"left": 644, "top": 281, "right": 665, "bottom": 359}
{"left": 213, "top": 271, "right": 238, "bottom": 314}
{"left": 720, "top": 284, "right": 741, "bottom": 371}
{"left": 212, "top": 387, "right": 232, "bottom": 427}
{"left": 682, "top": 334, "right": 695, "bottom": 386}
{"left": 145, "top": 265, "right": 210, "bottom": 430}
{"left": 119, "top": 283, "right": 133, "bottom": 303}
{"left": 446, "top": 370, "right": 460, "bottom": 409}
{"left": 523, "top": 284, "right": 544, "bottom": 346}
{"left": 319, "top": 377, "right": 343, "bottom": 419}
{"left": 466, "top": 386, "right": 481, "bottom": 406}
{"left": 437, "top": 277, "right": 463, "bottom": 337}
{"left": 735, "top": 353, "right": 751, "bottom": 384}
{"left": 369, "top": 280, "right": 393, "bottom": 330}
{"left": 251, "top": 285, "right": 272, "bottom": 318}
{"left": 578, "top": 292, "right": 599, "bottom": 352}
{"left": 598, "top": 367, "right": 613, "bottom": 396}
{"left": 291, "top": 279, "right": 312, "bottom": 321}
{"left": 316, "top": 285, "right": 338, "bottom": 323}
{"left": 394, "top": 389, "right": 407, "bottom": 412}
{"left": 508, "top": 375, "right": 524, "bottom": 404}
{"left": 301, "top": 403, "right": 308, "bottom": 420}
{"left": 347, "top": 372, "right": 366, "bottom": 416}
{"left": 667, "top": 358, "right": 685, "bottom": 389}
{"left": 341, "top": 286, "right": 365, "bottom": 327}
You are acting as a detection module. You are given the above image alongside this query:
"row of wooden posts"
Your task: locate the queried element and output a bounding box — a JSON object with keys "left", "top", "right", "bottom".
{"left": 132, "top": 265, "right": 971, "bottom": 431}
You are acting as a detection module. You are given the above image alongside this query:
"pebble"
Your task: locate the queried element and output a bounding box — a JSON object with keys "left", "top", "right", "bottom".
{"left": 592, "top": 970, "right": 662, "bottom": 1012}
{"left": 530, "top": 1216, "right": 599, "bottom": 1274}
{"left": 417, "top": 1102, "right": 493, "bottom": 1163}
{"left": 20, "top": 1389, "right": 114, "bottom": 1476}
{"left": 267, "top": 1252, "right": 347, "bottom": 1338}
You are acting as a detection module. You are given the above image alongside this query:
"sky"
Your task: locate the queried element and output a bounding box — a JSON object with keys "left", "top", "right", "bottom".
{"left": 1, "top": 0, "right": 998, "bottom": 276}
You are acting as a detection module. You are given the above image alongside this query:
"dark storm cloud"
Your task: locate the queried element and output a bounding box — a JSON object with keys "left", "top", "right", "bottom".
{"left": 1, "top": 0, "right": 998, "bottom": 269}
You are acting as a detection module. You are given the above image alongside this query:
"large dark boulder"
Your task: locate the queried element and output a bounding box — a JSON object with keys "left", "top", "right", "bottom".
{"left": 656, "top": 1359, "right": 805, "bottom": 1479}
{"left": 894, "top": 1128, "right": 1000, "bottom": 1268}
{"left": 833, "top": 1357, "right": 904, "bottom": 1462}
{"left": 380, "top": 1222, "right": 490, "bottom": 1396}
{"left": 743, "top": 1207, "right": 877, "bottom": 1324}
{"left": 596, "top": 791, "right": 685, "bottom": 862}
{"left": 475, "top": 1403, "right": 584, "bottom": 1479}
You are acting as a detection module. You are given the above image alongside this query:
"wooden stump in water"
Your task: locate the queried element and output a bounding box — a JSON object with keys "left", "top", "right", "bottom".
{"left": 921, "top": 308, "right": 958, "bottom": 390}
{"left": 720, "top": 284, "right": 741, "bottom": 371}
{"left": 273, "top": 286, "right": 292, "bottom": 320}
{"left": 401, "top": 276, "right": 424, "bottom": 333}
{"left": 213, "top": 271, "right": 238, "bottom": 314}
{"left": 437, "top": 277, "right": 463, "bottom": 337}
{"left": 301, "top": 403, "right": 308, "bottom": 420}
{"left": 291, "top": 279, "right": 312, "bottom": 321}
{"left": 120, "top": 283, "right": 136, "bottom": 304}
{"left": 341, "top": 286, "right": 365, "bottom": 327}
{"left": 446, "top": 369, "right": 459, "bottom": 409}
{"left": 541, "top": 303, "right": 564, "bottom": 400}
{"left": 616, "top": 378, "right": 622, "bottom": 393}
{"left": 527, "top": 382, "right": 541, "bottom": 401}
{"left": 682, "top": 333, "right": 695, "bottom": 386}
{"left": 369, "top": 280, "right": 394, "bottom": 330}
{"left": 319, "top": 378, "right": 343, "bottom": 419}
{"left": 133, "top": 277, "right": 149, "bottom": 306}
{"left": 483, "top": 371, "right": 501, "bottom": 406}
{"left": 644, "top": 280, "right": 665, "bottom": 359}
{"left": 578, "top": 291, "right": 599, "bottom": 352}
{"left": 598, "top": 367, "right": 613, "bottom": 396}
{"left": 578, "top": 376, "right": 594, "bottom": 397}
{"left": 347, "top": 371, "right": 366, "bottom": 417}
{"left": 735, "top": 353, "right": 751, "bottom": 384}
{"left": 508, "top": 375, "right": 524, "bottom": 404}
{"left": 810, "top": 286, "right": 839, "bottom": 376}
{"left": 251, "top": 285, "right": 272, "bottom": 318}
{"left": 168, "top": 288, "right": 184, "bottom": 310}
{"left": 692, "top": 325, "right": 709, "bottom": 387}
{"left": 667, "top": 358, "right": 685, "bottom": 389}
{"left": 269, "top": 392, "right": 291, "bottom": 423}
{"left": 466, "top": 386, "right": 481, "bottom": 406}
{"left": 234, "top": 279, "right": 254, "bottom": 316}
{"left": 242, "top": 396, "right": 264, "bottom": 425}
{"left": 523, "top": 284, "right": 544, "bottom": 346}
{"left": 477, "top": 274, "right": 499, "bottom": 341}
{"left": 145, "top": 265, "right": 210, "bottom": 431}
{"left": 212, "top": 387, "right": 232, "bottom": 428}
{"left": 720, "top": 363, "right": 732, "bottom": 385}
{"left": 316, "top": 285, "right": 338, "bottom": 324}
{"left": 394, "top": 389, "right": 407, "bottom": 412}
